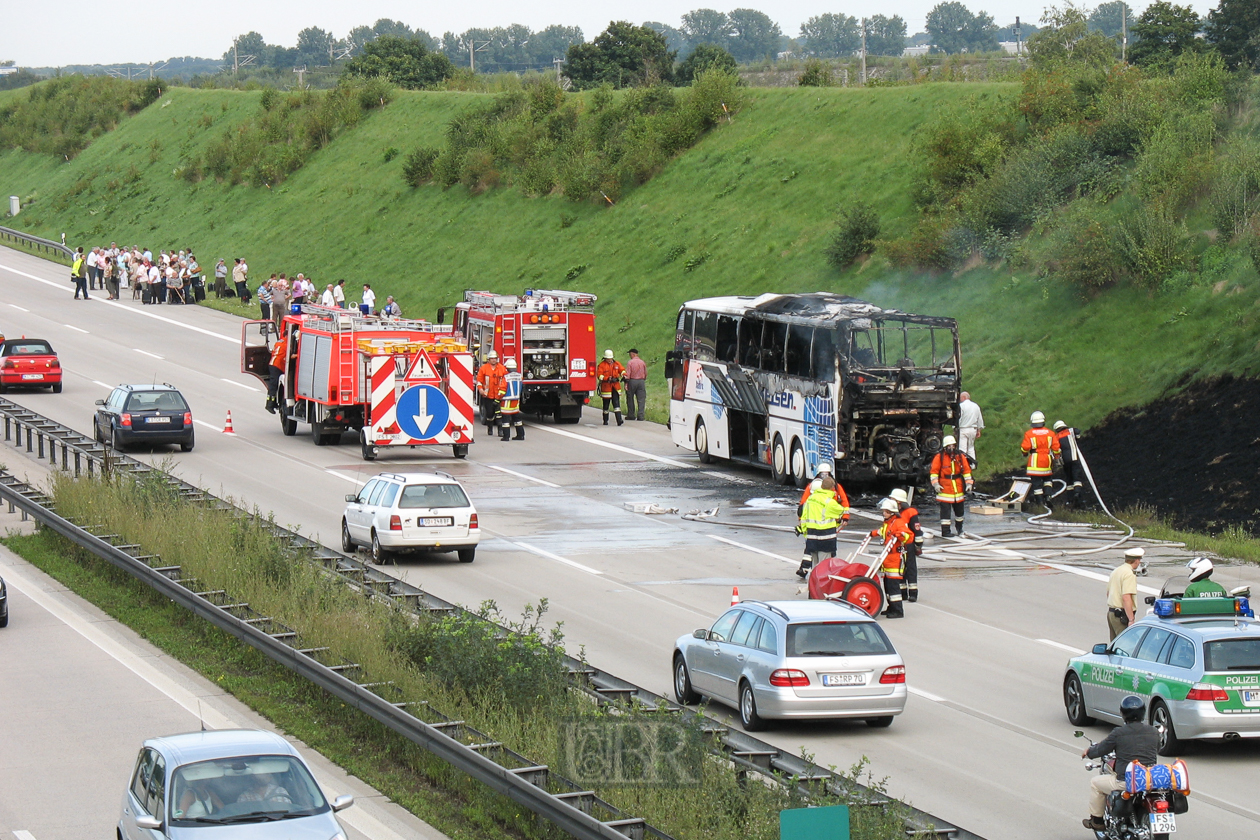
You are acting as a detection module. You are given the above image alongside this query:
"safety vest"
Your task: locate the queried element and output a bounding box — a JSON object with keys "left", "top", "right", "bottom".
{"left": 1055, "top": 428, "right": 1080, "bottom": 463}
{"left": 476, "top": 362, "right": 507, "bottom": 399}
{"left": 1022, "top": 427, "right": 1060, "bottom": 476}
{"left": 500, "top": 373, "right": 522, "bottom": 414}
{"left": 597, "top": 359, "right": 624, "bottom": 395}
{"left": 799, "top": 478, "right": 850, "bottom": 513}
{"left": 872, "top": 518, "right": 912, "bottom": 578}
{"left": 930, "top": 451, "right": 972, "bottom": 502}
{"left": 799, "top": 489, "right": 849, "bottom": 540}
{"left": 72, "top": 255, "right": 85, "bottom": 277}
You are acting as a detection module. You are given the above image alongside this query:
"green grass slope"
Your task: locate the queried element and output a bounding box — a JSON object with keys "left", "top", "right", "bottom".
{"left": 3, "top": 82, "right": 1258, "bottom": 473}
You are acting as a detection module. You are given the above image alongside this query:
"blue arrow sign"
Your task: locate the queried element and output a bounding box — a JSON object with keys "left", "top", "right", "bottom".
{"left": 397, "top": 384, "right": 450, "bottom": 441}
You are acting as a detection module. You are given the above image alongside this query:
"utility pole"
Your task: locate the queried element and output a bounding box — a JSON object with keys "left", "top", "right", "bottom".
{"left": 859, "top": 18, "right": 867, "bottom": 85}
{"left": 294, "top": 65, "right": 307, "bottom": 87}
{"left": 1121, "top": 2, "right": 1128, "bottom": 62}
{"left": 1015, "top": 16, "right": 1022, "bottom": 56}
{"left": 553, "top": 56, "right": 563, "bottom": 83}
{"left": 468, "top": 39, "right": 490, "bottom": 73}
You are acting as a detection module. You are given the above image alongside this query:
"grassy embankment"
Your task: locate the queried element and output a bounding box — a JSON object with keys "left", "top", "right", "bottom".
{"left": 2, "top": 81, "right": 1259, "bottom": 504}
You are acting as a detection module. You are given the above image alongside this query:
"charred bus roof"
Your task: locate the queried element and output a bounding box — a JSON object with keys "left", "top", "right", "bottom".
{"left": 681, "top": 293, "right": 956, "bottom": 329}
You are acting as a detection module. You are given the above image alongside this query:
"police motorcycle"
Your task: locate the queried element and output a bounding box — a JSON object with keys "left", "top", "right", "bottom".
{"left": 1074, "top": 731, "right": 1187, "bottom": 840}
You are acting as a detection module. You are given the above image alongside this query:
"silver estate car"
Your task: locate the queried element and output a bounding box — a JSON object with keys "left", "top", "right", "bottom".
{"left": 673, "top": 599, "right": 907, "bottom": 731}
{"left": 342, "top": 471, "right": 479, "bottom": 565}
{"left": 118, "top": 729, "right": 353, "bottom": 840}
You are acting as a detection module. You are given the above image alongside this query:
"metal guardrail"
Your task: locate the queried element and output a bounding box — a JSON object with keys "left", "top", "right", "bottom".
{"left": 0, "top": 225, "right": 74, "bottom": 262}
{"left": 0, "top": 396, "right": 982, "bottom": 840}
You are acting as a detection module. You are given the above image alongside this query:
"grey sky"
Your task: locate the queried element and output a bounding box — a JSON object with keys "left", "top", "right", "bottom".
{"left": 2, "top": 0, "right": 1217, "bottom": 67}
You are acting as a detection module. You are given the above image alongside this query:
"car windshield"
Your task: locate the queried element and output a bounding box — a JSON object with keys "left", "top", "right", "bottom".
{"left": 398, "top": 484, "right": 470, "bottom": 509}
{"left": 4, "top": 341, "right": 54, "bottom": 355}
{"left": 125, "top": 391, "right": 188, "bottom": 412}
{"left": 1203, "top": 638, "right": 1260, "bottom": 671}
{"left": 786, "top": 621, "right": 893, "bottom": 656}
{"left": 168, "top": 754, "right": 327, "bottom": 825}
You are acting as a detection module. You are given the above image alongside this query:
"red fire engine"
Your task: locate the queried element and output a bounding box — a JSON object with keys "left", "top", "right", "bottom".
{"left": 241, "top": 306, "right": 476, "bottom": 461}
{"left": 447, "top": 289, "right": 598, "bottom": 424}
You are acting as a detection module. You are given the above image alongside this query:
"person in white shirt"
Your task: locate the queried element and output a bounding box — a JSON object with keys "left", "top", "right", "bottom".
{"left": 320, "top": 284, "right": 336, "bottom": 307}
{"left": 86, "top": 248, "right": 100, "bottom": 290}
{"left": 361, "top": 284, "right": 376, "bottom": 315}
{"left": 333, "top": 279, "right": 346, "bottom": 309}
{"left": 957, "top": 391, "right": 984, "bottom": 468}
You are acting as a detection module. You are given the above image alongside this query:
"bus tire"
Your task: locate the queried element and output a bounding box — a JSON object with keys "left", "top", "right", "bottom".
{"left": 695, "top": 418, "right": 714, "bottom": 464}
{"left": 790, "top": 439, "right": 809, "bottom": 488}
{"left": 770, "top": 434, "right": 789, "bottom": 484}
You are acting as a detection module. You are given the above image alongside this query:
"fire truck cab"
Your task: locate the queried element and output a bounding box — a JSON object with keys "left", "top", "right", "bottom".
{"left": 449, "top": 289, "right": 597, "bottom": 424}
{"left": 242, "top": 305, "right": 476, "bottom": 461}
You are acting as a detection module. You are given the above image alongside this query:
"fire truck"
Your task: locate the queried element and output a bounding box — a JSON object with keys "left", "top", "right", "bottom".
{"left": 446, "top": 289, "right": 598, "bottom": 423}
{"left": 241, "top": 305, "right": 476, "bottom": 461}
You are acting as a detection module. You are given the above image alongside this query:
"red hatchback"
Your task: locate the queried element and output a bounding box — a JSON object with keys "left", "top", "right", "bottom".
{"left": 0, "top": 338, "right": 63, "bottom": 393}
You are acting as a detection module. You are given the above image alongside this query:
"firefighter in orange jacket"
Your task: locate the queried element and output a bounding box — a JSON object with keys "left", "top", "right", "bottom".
{"left": 931, "top": 435, "right": 974, "bottom": 537}
{"left": 890, "top": 488, "right": 923, "bottom": 602}
{"left": 596, "top": 349, "right": 625, "bottom": 426}
{"left": 1022, "top": 411, "right": 1061, "bottom": 508}
{"left": 264, "top": 333, "right": 288, "bottom": 414}
{"left": 1053, "top": 420, "right": 1084, "bottom": 506}
{"left": 872, "top": 498, "right": 912, "bottom": 618}
{"left": 476, "top": 351, "right": 508, "bottom": 435}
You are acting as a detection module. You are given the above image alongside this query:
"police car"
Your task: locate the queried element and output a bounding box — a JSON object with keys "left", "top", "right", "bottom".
{"left": 1063, "top": 596, "right": 1260, "bottom": 754}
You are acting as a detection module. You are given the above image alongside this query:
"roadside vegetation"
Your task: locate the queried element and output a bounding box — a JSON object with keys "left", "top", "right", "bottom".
{"left": 13, "top": 467, "right": 914, "bottom": 840}
{"left": 0, "top": 75, "right": 164, "bottom": 158}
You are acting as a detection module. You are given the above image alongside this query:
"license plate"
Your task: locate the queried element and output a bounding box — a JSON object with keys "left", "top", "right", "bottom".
{"left": 1150, "top": 812, "right": 1176, "bottom": 833}
{"left": 1244, "top": 690, "right": 1260, "bottom": 705}
{"left": 421, "top": 517, "right": 453, "bottom": 527}
{"left": 145, "top": 416, "right": 171, "bottom": 424}
{"left": 822, "top": 673, "right": 866, "bottom": 687}
{"left": 21, "top": 374, "right": 43, "bottom": 380}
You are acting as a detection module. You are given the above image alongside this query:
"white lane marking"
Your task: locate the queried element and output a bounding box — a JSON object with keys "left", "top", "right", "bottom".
{"left": 1031, "top": 558, "right": 1161, "bottom": 596}
{"left": 511, "top": 540, "right": 604, "bottom": 575}
{"left": 909, "top": 686, "right": 945, "bottom": 702}
{"left": 221, "top": 377, "right": 261, "bottom": 392}
{"left": 1037, "top": 639, "right": 1083, "bottom": 654}
{"left": 63, "top": 324, "right": 89, "bottom": 333}
{"left": 707, "top": 534, "right": 797, "bottom": 565}
{"left": 92, "top": 380, "right": 111, "bottom": 389}
{"left": 529, "top": 424, "right": 701, "bottom": 470}
{"left": 0, "top": 261, "right": 238, "bottom": 344}
{"left": 0, "top": 561, "right": 419, "bottom": 840}
{"left": 482, "top": 464, "right": 561, "bottom": 489}
{"left": 325, "top": 469, "right": 362, "bottom": 484}
{"left": 193, "top": 419, "right": 224, "bottom": 432}
{"left": 14, "top": 830, "right": 38, "bottom": 840}
{"left": 9, "top": 304, "right": 29, "bottom": 312}
{"left": 133, "top": 348, "right": 163, "bottom": 360}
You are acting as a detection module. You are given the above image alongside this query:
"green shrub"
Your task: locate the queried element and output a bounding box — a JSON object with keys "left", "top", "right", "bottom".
{"left": 1051, "top": 207, "right": 1125, "bottom": 288}
{"left": 914, "top": 95, "right": 1021, "bottom": 209}
{"left": 0, "top": 75, "right": 163, "bottom": 158}
{"left": 1247, "top": 228, "right": 1260, "bottom": 276}
{"left": 1118, "top": 202, "right": 1192, "bottom": 287}
{"left": 1209, "top": 138, "right": 1260, "bottom": 239}
{"left": 797, "top": 59, "right": 834, "bottom": 87}
{"left": 825, "top": 201, "right": 881, "bottom": 269}
{"left": 259, "top": 87, "right": 278, "bottom": 112}
{"left": 401, "top": 146, "right": 439, "bottom": 187}
{"left": 883, "top": 216, "right": 954, "bottom": 270}
{"left": 677, "top": 45, "right": 738, "bottom": 85}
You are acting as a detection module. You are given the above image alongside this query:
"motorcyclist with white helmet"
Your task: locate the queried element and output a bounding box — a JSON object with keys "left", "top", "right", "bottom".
{"left": 1183, "top": 556, "right": 1227, "bottom": 598}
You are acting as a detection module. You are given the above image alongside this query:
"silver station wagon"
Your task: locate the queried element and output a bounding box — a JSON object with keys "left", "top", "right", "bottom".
{"left": 672, "top": 599, "right": 907, "bottom": 731}
{"left": 1063, "top": 596, "right": 1260, "bottom": 754}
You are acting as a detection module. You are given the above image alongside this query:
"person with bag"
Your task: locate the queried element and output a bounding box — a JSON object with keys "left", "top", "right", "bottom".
{"left": 71, "top": 248, "right": 89, "bottom": 300}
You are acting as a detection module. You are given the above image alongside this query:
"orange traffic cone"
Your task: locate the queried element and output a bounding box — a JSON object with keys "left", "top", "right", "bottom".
{"left": 222, "top": 410, "right": 235, "bottom": 435}
{"left": 730, "top": 586, "right": 740, "bottom": 606}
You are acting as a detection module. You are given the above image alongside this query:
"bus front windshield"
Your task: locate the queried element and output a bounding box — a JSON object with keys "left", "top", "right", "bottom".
{"left": 847, "top": 320, "right": 956, "bottom": 374}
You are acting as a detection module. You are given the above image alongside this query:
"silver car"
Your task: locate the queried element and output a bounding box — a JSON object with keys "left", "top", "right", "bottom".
{"left": 342, "top": 471, "right": 479, "bottom": 565}
{"left": 118, "top": 729, "right": 353, "bottom": 839}
{"left": 673, "top": 599, "right": 907, "bottom": 731}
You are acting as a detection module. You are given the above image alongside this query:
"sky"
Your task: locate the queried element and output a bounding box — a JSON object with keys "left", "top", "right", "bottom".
{"left": 1, "top": 0, "right": 1219, "bottom": 67}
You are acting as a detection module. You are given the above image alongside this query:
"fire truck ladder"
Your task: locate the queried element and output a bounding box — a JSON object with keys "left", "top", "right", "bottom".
{"left": 338, "top": 335, "right": 357, "bottom": 402}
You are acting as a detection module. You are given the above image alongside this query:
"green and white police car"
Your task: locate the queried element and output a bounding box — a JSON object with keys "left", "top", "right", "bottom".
{"left": 1063, "top": 596, "right": 1260, "bottom": 755}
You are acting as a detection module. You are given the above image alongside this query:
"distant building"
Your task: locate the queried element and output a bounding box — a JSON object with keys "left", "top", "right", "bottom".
{"left": 0, "top": 67, "right": 18, "bottom": 75}
{"left": 902, "top": 45, "right": 931, "bottom": 57}
{"left": 999, "top": 41, "right": 1026, "bottom": 55}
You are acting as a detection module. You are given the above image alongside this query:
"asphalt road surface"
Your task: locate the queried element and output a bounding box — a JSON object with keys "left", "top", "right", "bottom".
{"left": 2, "top": 245, "right": 1258, "bottom": 839}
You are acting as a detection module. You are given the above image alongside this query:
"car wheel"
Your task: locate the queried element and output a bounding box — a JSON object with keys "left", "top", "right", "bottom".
{"left": 370, "top": 530, "right": 389, "bottom": 565}
{"left": 841, "top": 577, "right": 885, "bottom": 617}
{"left": 457, "top": 547, "right": 475, "bottom": 563}
{"left": 93, "top": 419, "right": 103, "bottom": 444}
{"left": 0, "top": 608, "right": 8, "bottom": 628}
{"left": 674, "top": 654, "right": 699, "bottom": 704}
{"left": 341, "top": 519, "right": 355, "bottom": 553}
{"left": 790, "top": 439, "right": 809, "bottom": 488}
{"left": 108, "top": 426, "right": 122, "bottom": 452}
{"left": 739, "top": 681, "right": 766, "bottom": 731}
{"left": 866, "top": 716, "right": 894, "bottom": 728}
{"left": 180, "top": 431, "right": 195, "bottom": 453}
{"left": 1064, "top": 672, "right": 1096, "bottom": 726}
{"left": 695, "top": 418, "right": 714, "bottom": 464}
{"left": 52, "top": 382, "right": 62, "bottom": 394}
{"left": 1151, "top": 700, "right": 1187, "bottom": 756}
{"left": 770, "top": 435, "right": 789, "bottom": 485}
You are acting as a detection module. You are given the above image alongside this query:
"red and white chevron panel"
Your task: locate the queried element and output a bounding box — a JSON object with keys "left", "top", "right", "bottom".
{"left": 369, "top": 356, "right": 397, "bottom": 437}
{"left": 447, "top": 355, "right": 475, "bottom": 443}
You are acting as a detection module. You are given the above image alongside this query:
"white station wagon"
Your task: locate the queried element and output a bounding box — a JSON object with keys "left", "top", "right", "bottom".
{"left": 342, "top": 471, "right": 479, "bottom": 564}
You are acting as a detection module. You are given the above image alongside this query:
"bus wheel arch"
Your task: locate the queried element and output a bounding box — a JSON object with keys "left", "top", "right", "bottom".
{"left": 695, "top": 417, "right": 714, "bottom": 464}
{"left": 789, "top": 438, "right": 810, "bottom": 488}
{"left": 770, "top": 434, "right": 790, "bottom": 484}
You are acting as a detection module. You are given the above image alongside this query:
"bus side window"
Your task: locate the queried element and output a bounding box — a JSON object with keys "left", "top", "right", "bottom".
{"left": 694, "top": 311, "right": 718, "bottom": 362}
{"left": 716, "top": 315, "right": 739, "bottom": 364}
{"left": 812, "top": 328, "right": 836, "bottom": 381}
{"left": 739, "top": 317, "right": 762, "bottom": 369}
{"left": 786, "top": 325, "right": 812, "bottom": 377}
{"left": 676, "top": 310, "right": 694, "bottom": 354}
{"left": 762, "top": 322, "right": 787, "bottom": 372}
{"left": 850, "top": 330, "right": 878, "bottom": 368}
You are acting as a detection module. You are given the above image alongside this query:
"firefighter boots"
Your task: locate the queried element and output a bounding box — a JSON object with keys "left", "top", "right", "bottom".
{"left": 884, "top": 601, "right": 905, "bottom": 619}
{"left": 603, "top": 413, "right": 609, "bottom": 425}
{"left": 514, "top": 426, "right": 525, "bottom": 441}
{"left": 265, "top": 396, "right": 276, "bottom": 414}
{"left": 616, "top": 412, "right": 624, "bottom": 426}
{"left": 500, "top": 427, "right": 511, "bottom": 441}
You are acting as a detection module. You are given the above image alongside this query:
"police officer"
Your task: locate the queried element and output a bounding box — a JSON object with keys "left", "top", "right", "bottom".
{"left": 890, "top": 488, "right": 923, "bottom": 603}
{"left": 1082, "top": 695, "right": 1159, "bottom": 832}
{"left": 872, "top": 498, "right": 912, "bottom": 618}
{"left": 475, "top": 351, "right": 507, "bottom": 435}
{"left": 1183, "top": 557, "right": 1227, "bottom": 598}
{"left": 499, "top": 359, "right": 524, "bottom": 441}
{"left": 1022, "top": 411, "right": 1060, "bottom": 509}
{"left": 796, "top": 476, "right": 849, "bottom": 579}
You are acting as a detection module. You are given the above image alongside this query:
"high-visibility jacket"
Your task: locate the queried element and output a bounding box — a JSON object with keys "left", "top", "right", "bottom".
{"left": 268, "top": 336, "right": 288, "bottom": 370}
{"left": 898, "top": 506, "right": 923, "bottom": 545}
{"left": 72, "top": 255, "right": 85, "bottom": 278}
{"left": 871, "top": 518, "right": 912, "bottom": 579}
{"left": 1022, "top": 427, "right": 1060, "bottom": 476}
{"left": 597, "top": 359, "right": 624, "bottom": 395}
{"left": 1055, "top": 427, "right": 1081, "bottom": 465}
{"left": 476, "top": 361, "right": 507, "bottom": 399}
{"left": 500, "top": 372, "right": 522, "bottom": 415}
{"left": 800, "top": 489, "right": 848, "bottom": 542}
{"left": 798, "top": 477, "right": 851, "bottom": 518}
{"left": 930, "top": 451, "right": 972, "bottom": 502}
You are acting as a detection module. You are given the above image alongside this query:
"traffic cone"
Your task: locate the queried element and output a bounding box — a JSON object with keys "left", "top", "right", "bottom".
{"left": 222, "top": 410, "right": 235, "bottom": 435}
{"left": 730, "top": 586, "right": 740, "bottom": 606}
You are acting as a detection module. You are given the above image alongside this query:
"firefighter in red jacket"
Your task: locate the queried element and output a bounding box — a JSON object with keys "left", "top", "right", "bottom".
{"left": 1022, "top": 411, "right": 1061, "bottom": 508}
{"left": 872, "top": 498, "right": 912, "bottom": 618}
{"left": 264, "top": 333, "right": 288, "bottom": 414}
{"left": 890, "top": 488, "right": 923, "bottom": 602}
{"left": 596, "top": 349, "right": 625, "bottom": 426}
{"left": 475, "top": 350, "right": 508, "bottom": 435}
{"left": 931, "top": 435, "right": 974, "bottom": 537}
{"left": 797, "top": 461, "right": 850, "bottom": 518}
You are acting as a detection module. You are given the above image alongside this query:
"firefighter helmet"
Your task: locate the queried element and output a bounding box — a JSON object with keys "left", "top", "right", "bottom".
{"left": 486, "top": 350, "right": 498, "bottom": 360}
{"left": 815, "top": 461, "right": 833, "bottom": 476}
{"left": 942, "top": 435, "right": 957, "bottom": 447}
{"left": 604, "top": 349, "right": 614, "bottom": 359}
{"left": 1030, "top": 411, "right": 1045, "bottom": 426}
{"left": 878, "top": 498, "right": 899, "bottom": 515}
{"left": 505, "top": 358, "right": 517, "bottom": 371}
{"left": 1053, "top": 420, "right": 1067, "bottom": 431}
{"left": 890, "top": 488, "right": 909, "bottom": 504}
{"left": 1187, "top": 556, "right": 1214, "bottom": 582}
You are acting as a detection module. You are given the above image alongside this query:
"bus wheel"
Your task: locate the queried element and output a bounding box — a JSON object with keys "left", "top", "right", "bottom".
{"left": 770, "top": 435, "right": 789, "bottom": 484}
{"left": 790, "top": 440, "right": 809, "bottom": 488}
{"left": 695, "top": 418, "right": 714, "bottom": 464}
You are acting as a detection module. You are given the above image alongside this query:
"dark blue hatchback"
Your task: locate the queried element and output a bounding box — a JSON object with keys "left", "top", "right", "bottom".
{"left": 95, "top": 383, "right": 195, "bottom": 452}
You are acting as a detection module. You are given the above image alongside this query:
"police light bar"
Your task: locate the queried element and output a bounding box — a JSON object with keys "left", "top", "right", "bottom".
{"left": 1153, "top": 597, "right": 1254, "bottom": 618}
